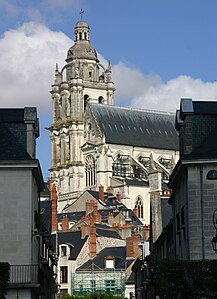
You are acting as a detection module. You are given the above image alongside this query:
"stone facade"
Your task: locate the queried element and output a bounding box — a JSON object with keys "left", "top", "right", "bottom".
{"left": 49, "top": 19, "right": 179, "bottom": 230}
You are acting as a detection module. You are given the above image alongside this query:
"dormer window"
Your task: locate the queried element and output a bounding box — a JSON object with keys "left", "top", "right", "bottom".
{"left": 105, "top": 256, "right": 115, "bottom": 269}
{"left": 61, "top": 245, "right": 67, "bottom": 257}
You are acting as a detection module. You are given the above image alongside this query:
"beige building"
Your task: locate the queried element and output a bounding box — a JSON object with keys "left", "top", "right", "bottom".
{"left": 49, "top": 19, "right": 179, "bottom": 228}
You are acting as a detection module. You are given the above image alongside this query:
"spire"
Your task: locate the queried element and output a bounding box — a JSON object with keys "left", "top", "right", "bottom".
{"left": 54, "top": 63, "right": 61, "bottom": 84}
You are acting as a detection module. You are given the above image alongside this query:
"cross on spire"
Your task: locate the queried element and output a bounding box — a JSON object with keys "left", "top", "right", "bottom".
{"left": 80, "top": 9, "right": 84, "bottom": 19}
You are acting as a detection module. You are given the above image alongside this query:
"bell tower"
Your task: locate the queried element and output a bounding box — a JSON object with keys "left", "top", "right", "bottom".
{"left": 49, "top": 20, "right": 115, "bottom": 211}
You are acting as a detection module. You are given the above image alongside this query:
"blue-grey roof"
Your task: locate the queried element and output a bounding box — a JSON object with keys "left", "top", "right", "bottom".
{"left": 77, "top": 246, "right": 134, "bottom": 270}
{"left": 0, "top": 108, "right": 32, "bottom": 160}
{"left": 90, "top": 104, "right": 179, "bottom": 150}
{"left": 52, "top": 231, "right": 88, "bottom": 260}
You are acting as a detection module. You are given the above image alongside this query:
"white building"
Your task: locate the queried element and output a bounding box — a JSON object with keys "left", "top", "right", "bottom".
{"left": 49, "top": 19, "right": 179, "bottom": 226}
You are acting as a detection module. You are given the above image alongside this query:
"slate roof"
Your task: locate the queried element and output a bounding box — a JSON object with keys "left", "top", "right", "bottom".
{"left": 90, "top": 104, "right": 179, "bottom": 150}
{"left": 52, "top": 231, "right": 88, "bottom": 260}
{"left": 0, "top": 109, "right": 32, "bottom": 160}
{"left": 77, "top": 246, "right": 134, "bottom": 270}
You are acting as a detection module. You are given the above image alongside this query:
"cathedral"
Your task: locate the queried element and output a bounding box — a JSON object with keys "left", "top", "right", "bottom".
{"left": 49, "top": 19, "right": 179, "bottom": 226}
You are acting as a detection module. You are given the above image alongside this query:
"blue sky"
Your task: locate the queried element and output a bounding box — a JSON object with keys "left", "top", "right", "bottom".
{"left": 1, "top": 0, "right": 217, "bottom": 179}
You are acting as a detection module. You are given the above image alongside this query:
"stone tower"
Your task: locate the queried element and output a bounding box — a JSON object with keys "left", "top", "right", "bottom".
{"left": 49, "top": 20, "right": 115, "bottom": 210}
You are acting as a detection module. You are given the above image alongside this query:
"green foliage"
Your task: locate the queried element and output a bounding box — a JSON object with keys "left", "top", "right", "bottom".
{"left": 62, "top": 293, "right": 123, "bottom": 299}
{"left": 155, "top": 259, "right": 217, "bottom": 299}
{"left": 0, "top": 262, "right": 10, "bottom": 299}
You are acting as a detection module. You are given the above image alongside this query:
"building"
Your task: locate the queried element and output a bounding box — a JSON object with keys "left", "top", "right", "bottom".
{"left": 49, "top": 19, "right": 179, "bottom": 229}
{"left": 0, "top": 108, "right": 56, "bottom": 299}
{"left": 169, "top": 98, "right": 217, "bottom": 260}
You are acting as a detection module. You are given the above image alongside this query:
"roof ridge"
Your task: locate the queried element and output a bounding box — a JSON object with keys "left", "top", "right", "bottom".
{"left": 90, "top": 103, "right": 176, "bottom": 116}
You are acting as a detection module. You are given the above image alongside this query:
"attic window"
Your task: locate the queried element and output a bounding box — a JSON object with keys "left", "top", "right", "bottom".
{"left": 105, "top": 256, "right": 115, "bottom": 269}
{"left": 40, "top": 208, "right": 45, "bottom": 214}
{"left": 61, "top": 245, "right": 67, "bottom": 257}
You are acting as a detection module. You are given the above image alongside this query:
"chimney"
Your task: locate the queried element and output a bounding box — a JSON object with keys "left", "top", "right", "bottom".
{"left": 98, "top": 184, "right": 104, "bottom": 202}
{"left": 89, "top": 224, "right": 97, "bottom": 258}
{"left": 133, "top": 207, "right": 139, "bottom": 218}
{"left": 93, "top": 203, "right": 102, "bottom": 223}
{"left": 86, "top": 199, "right": 95, "bottom": 216}
{"left": 51, "top": 184, "right": 57, "bottom": 233}
{"left": 61, "top": 215, "right": 69, "bottom": 231}
{"left": 126, "top": 234, "right": 139, "bottom": 258}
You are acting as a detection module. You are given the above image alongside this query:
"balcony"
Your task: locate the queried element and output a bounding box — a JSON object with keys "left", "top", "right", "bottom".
{"left": 9, "top": 265, "right": 42, "bottom": 289}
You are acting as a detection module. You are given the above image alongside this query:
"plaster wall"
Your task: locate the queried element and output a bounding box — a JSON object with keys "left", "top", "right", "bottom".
{"left": 0, "top": 168, "right": 37, "bottom": 265}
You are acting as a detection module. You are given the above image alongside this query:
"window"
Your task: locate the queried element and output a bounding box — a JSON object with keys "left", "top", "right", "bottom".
{"left": 84, "top": 94, "right": 89, "bottom": 111}
{"left": 60, "top": 266, "right": 68, "bottom": 283}
{"left": 61, "top": 245, "right": 67, "bottom": 257}
{"left": 85, "top": 155, "right": 96, "bottom": 187}
{"left": 98, "top": 96, "right": 104, "bottom": 104}
{"left": 105, "top": 280, "right": 115, "bottom": 294}
{"left": 91, "top": 280, "right": 96, "bottom": 292}
{"left": 135, "top": 196, "right": 144, "bottom": 218}
{"left": 105, "top": 257, "right": 115, "bottom": 269}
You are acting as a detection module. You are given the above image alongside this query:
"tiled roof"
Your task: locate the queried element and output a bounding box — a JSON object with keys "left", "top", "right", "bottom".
{"left": 90, "top": 104, "right": 179, "bottom": 150}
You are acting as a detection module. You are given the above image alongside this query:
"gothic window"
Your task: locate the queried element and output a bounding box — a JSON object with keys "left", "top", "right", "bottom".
{"left": 84, "top": 94, "right": 89, "bottom": 111}
{"left": 135, "top": 196, "right": 144, "bottom": 219}
{"left": 85, "top": 155, "right": 96, "bottom": 187}
{"left": 112, "top": 153, "right": 131, "bottom": 177}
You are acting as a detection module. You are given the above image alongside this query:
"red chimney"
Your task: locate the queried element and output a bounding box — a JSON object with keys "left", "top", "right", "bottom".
{"left": 133, "top": 207, "right": 139, "bottom": 218}
{"left": 61, "top": 216, "right": 69, "bottom": 231}
{"left": 89, "top": 224, "right": 96, "bottom": 258}
{"left": 98, "top": 184, "right": 104, "bottom": 202}
{"left": 126, "top": 234, "right": 139, "bottom": 258}
{"left": 51, "top": 184, "right": 57, "bottom": 233}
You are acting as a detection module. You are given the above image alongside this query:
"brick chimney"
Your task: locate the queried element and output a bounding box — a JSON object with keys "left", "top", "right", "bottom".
{"left": 89, "top": 224, "right": 96, "bottom": 258}
{"left": 85, "top": 199, "right": 95, "bottom": 216}
{"left": 98, "top": 184, "right": 104, "bottom": 202}
{"left": 93, "top": 203, "right": 102, "bottom": 223}
{"left": 133, "top": 207, "right": 139, "bottom": 218}
{"left": 51, "top": 184, "right": 57, "bottom": 233}
{"left": 61, "top": 215, "right": 69, "bottom": 231}
{"left": 126, "top": 234, "right": 139, "bottom": 258}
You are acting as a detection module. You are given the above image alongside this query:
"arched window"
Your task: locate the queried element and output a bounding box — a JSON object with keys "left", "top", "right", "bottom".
{"left": 84, "top": 94, "right": 89, "bottom": 111}
{"left": 135, "top": 196, "right": 144, "bottom": 219}
{"left": 98, "top": 96, "right": 104, "bottom": 104}
{"left": 85, "top": 155, "right": 96, "bottom": 187}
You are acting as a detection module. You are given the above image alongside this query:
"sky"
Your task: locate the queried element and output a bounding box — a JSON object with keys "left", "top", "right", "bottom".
{"left": 1, "top": 0, "right": 217, "bottom": 180}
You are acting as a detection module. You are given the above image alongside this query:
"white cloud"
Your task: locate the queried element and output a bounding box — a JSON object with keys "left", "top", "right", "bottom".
{"left": 112, "top": 61, "right": 217, "bottom": 113}
{"left": 0, "top": 21, "right": 216, "bottom": 120}
{"left": 0, "top": 22, "right": 72, "bottom": 114}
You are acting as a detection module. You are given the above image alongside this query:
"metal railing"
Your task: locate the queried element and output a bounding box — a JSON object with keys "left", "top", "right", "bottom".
{"left": 9, "top": 265, "right": 39, "bottom": 285}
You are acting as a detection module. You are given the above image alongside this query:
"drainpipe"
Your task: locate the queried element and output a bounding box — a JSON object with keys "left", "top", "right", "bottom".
{"left": 200, "top": 166, "right": 205, "bottom": 259}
